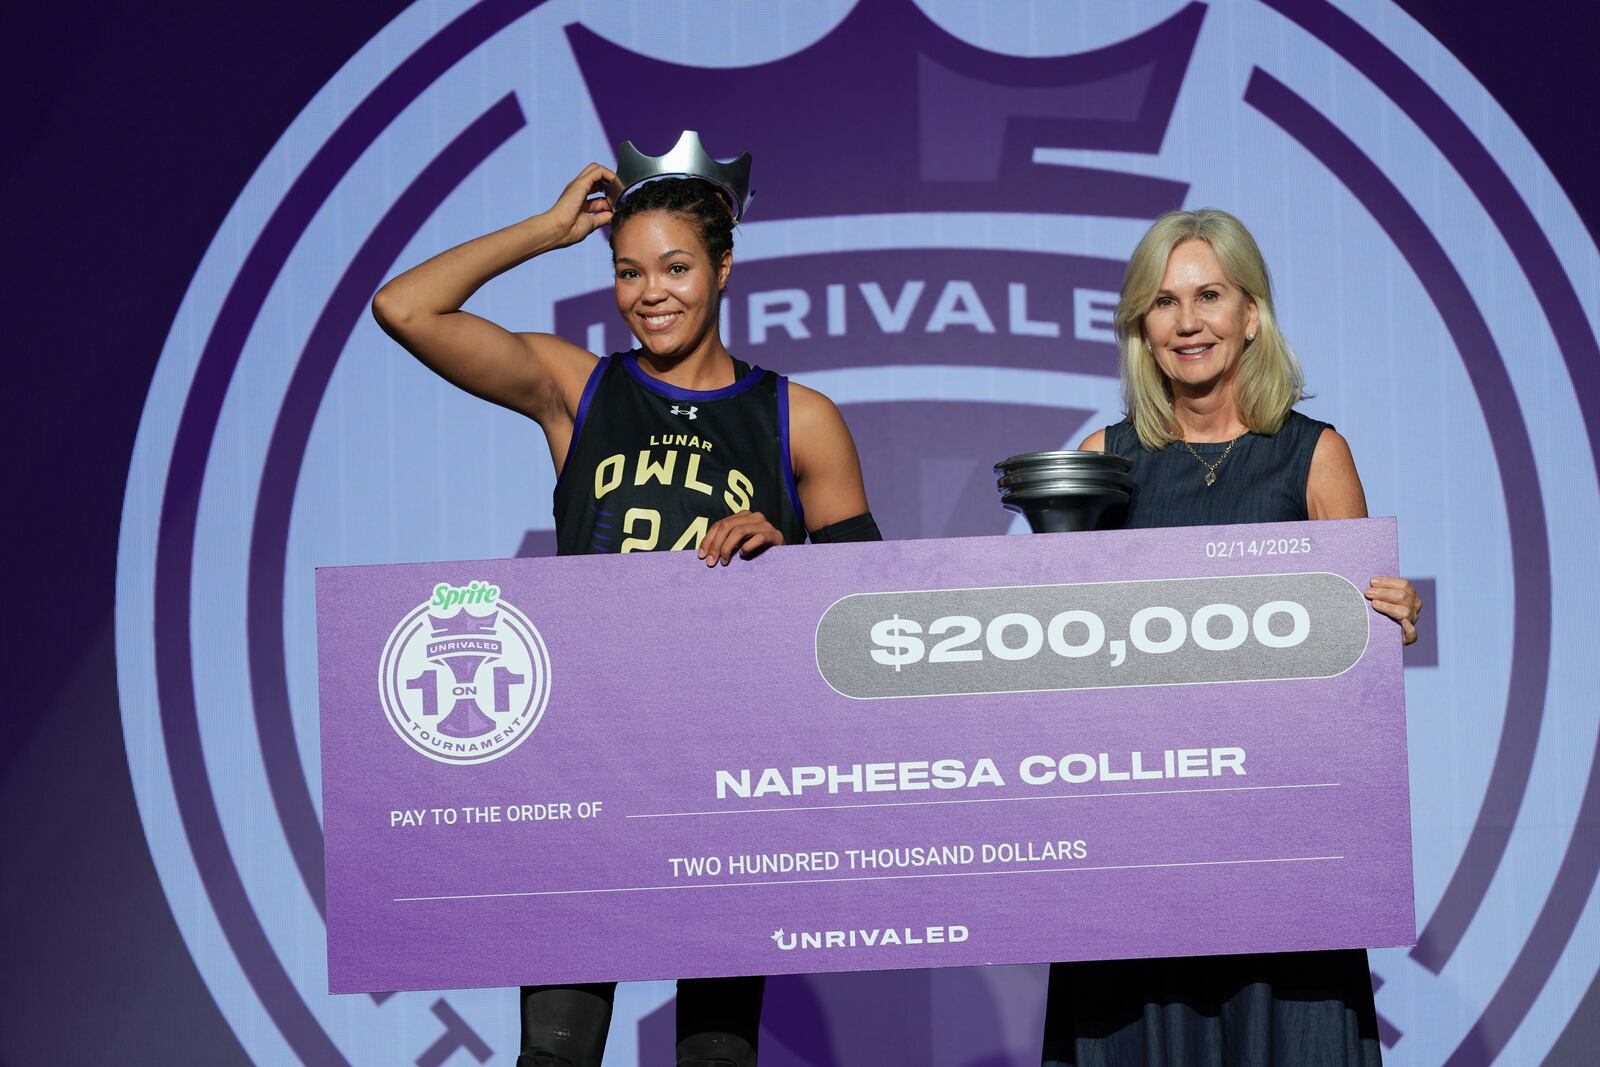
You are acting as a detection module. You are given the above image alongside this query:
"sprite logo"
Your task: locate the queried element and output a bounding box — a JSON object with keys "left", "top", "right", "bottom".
{"left": 431, "top": 579, "right": 500, "bottom": 610}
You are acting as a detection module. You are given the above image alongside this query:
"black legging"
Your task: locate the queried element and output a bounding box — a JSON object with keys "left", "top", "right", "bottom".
{"left": 518, "top": 976, "right": 765, "bottom": 1067}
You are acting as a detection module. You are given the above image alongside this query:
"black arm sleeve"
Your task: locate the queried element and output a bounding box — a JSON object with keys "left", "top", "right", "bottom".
{"left": 807, "top": 511, "right": 883, "bottom": 543}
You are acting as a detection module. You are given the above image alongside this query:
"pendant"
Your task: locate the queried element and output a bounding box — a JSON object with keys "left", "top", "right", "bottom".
{"left": 1204, "top": 471, "right": 1217, "bottom": 487}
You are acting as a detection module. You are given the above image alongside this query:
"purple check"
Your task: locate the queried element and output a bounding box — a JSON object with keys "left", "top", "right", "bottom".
{"left": 317, "top": 518, "right": 1414, "bottom": 993}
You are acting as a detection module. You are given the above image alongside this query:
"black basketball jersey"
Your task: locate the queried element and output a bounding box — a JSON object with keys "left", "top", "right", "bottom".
{"left": 553, "top": 353, "right": 807, "bottom": 556}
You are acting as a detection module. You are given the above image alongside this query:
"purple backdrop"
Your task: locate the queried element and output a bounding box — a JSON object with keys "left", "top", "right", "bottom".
{"left": 4, "top": 2, "right": 1599, "bottom": 1065}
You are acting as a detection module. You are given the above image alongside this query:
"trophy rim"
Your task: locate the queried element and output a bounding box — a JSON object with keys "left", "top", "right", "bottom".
{"left": 994, "top": 449, "right": 1131, "bottom": 473}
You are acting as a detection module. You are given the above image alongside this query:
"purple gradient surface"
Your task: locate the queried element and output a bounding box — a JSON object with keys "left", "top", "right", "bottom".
{"left": 319, "top": 520, "right": 1410, "bottom": 993}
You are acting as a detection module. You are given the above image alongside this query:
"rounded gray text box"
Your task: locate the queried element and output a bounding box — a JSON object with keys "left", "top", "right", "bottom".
{"left": 816, "top": 573, "right": 1369, "bottom": 699}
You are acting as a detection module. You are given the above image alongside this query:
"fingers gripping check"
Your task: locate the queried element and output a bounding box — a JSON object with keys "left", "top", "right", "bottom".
{"left": 1364, "top": 575, "right": 1423, "bottom": 646}
{"left": 697, "top": 511, "right": 784, "bottom": 567}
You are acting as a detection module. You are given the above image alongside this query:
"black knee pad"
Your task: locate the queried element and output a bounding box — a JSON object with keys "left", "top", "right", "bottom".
{"left": 519, "top": 983, "right": 615, "bottom": 1067}
{"left": 675, "top": 1030, "right": 758, "bottom": 1067}
{"left": 675, "top": 975, "right": 763, "bottom": 1067}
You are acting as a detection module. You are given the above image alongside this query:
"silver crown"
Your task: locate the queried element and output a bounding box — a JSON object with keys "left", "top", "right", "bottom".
{"left": 615, "top": 130, "right": 754, "bottom": 221}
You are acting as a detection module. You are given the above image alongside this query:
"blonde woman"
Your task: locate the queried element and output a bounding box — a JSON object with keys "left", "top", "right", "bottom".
{"left": 1042, "top": 209, "right": 1420, "bottom": 1066}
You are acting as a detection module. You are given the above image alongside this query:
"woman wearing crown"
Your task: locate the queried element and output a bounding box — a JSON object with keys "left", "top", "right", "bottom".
{"left": 373, "top": 132, "right": 880, "bottom": 1067}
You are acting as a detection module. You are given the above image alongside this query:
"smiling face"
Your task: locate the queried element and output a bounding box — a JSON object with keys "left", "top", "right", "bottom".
{"left": 612, "top": 210, "right": 730, "bottom": 360}
{"left": 1142, "top": 238, "right": 1260, "bottom": 397}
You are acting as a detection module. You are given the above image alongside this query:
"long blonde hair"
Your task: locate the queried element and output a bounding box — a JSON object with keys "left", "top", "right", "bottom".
{"left": 1114, "top": 209, "right": 1304, "bottom": 450}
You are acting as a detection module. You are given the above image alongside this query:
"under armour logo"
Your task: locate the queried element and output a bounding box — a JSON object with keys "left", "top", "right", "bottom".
{"left": 670, "top": 405, "right": 698, "bottom": 420}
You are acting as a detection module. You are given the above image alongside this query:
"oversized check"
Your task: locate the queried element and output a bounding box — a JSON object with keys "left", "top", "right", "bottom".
{"left": 317, "top": 518, "right": 1414, "bottom": 993}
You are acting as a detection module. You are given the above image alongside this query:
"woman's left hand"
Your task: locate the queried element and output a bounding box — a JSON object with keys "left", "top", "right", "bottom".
{"left": 1365, "top": 576, "right": 1423, "bottom": 645}
{"left": 698, "top": 511, "right": 785, "bottom": 567}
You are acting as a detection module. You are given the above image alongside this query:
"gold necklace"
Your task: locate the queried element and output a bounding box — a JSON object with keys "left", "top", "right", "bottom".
{"left": 1181, "top": 433, "right": 1242, "bottom": 487}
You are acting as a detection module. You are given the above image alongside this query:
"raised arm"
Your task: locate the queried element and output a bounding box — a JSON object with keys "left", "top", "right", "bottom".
{"left": 371, "top": 164, "right": 620, "bottom": 463}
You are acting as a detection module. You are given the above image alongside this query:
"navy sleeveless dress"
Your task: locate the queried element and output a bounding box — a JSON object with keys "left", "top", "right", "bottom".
{"left": 1105, "top": 411, "right": 1325, "bottom": 529}
{"left": 1041, "top": 411, "right": 1384, "bottom": 1067}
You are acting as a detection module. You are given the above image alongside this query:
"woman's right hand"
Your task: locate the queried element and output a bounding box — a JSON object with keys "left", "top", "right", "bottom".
{"left": 372, "top": 163, "right": 612, "bottom": 432}
{"left": 546, "top": 163, "right": 623, "bottom": 248}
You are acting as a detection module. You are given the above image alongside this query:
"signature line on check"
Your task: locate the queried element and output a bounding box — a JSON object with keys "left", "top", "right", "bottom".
{"left": 394, "top": 854, "right": 1346, "bottom": 902}
{"left": 623, "top": 781, "right": 1342, "bottom": 820}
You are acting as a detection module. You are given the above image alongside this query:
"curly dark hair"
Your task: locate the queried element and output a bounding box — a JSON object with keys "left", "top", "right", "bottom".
{"left": 609, "top": 177, "right": 736, "bottom": 268}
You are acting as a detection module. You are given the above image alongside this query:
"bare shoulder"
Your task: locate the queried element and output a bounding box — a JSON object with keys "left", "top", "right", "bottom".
{"left": 787, "top": 379, "right": 854, "bottom": 440}
{"left": 1307, "top": 427, "right": 1367, "bottom": 519}
{"left": 787, "top": 379, "right": 842, "bottom": 419}
{"left": 1310, "top": 426, "right": 1357, "bottom": 469}
{"left": 1077, "top": 428, "right": 1107, "bottom": 451}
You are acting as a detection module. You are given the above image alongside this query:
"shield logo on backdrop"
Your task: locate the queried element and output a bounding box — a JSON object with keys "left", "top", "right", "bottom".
{"left": 117, "top": 2, "right": 1600, "bottom": 1065}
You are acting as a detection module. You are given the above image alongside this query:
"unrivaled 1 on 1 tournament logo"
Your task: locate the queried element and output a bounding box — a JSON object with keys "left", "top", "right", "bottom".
{"left": 117, "top": 2, "right": 1600, "bottom": 1065}
{"left": 379, "top": 581, "right": 550, "bottom": 764}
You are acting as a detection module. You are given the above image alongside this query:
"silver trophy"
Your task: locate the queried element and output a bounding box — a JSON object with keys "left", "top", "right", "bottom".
{"left": 995, "top": 450, "right": 1131, "bottom": 533}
